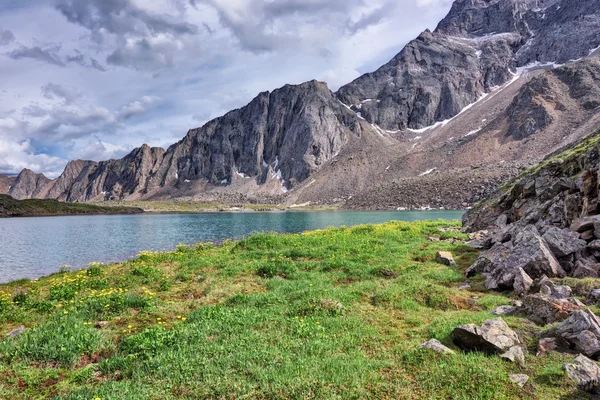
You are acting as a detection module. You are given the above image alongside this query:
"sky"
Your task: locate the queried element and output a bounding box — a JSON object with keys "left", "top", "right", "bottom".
{"left": 0, "top": 0, "right": 453, "bottom": 178}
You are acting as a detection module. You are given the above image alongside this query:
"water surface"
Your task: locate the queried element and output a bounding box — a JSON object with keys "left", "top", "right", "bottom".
{"left": 0, "top": 210, "right": 464, "bottom": 283}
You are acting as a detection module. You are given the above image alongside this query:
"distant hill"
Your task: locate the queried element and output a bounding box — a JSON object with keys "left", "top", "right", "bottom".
{"left": 0, "top": 194, "right": 143, "bottom": 218}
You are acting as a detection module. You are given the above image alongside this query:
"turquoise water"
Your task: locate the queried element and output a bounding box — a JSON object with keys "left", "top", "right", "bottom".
{"left": 0, "top": 210, "right": 464, "bottom": 283}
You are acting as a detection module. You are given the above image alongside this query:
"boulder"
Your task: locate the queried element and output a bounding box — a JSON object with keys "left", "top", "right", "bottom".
{"left": 509, "top": 374, "right": 529, "bottom": 387}
{"left": 553, "top": 309, "right": 600, "bottom": 359}
{"left": 419, "top": 339, "right": 456, "bottom": 355}
{"left": 500, "top": 345, "right": 526, "bottom": 365}
{"left": 458, "top": 281, "right": 471, "bottom": 291}
{"left": 465, "top": 242, "right": 512, "bottom": 278}
{"left": 513, "top": 268, "right": 533, "bottom": 296}
{"left": 538, "top": 276, "right": 572, "bottom": 299}
{"left": 582, "top": 230, "right": 596, "bottom": 241}
{"left": 586, "top": 289, "right": 600, "bottom": 306}
{"left": 491, "top": 305, "right": 516, "bottom": 316}
{"left": 572, "top": 216, "right": 600, "bottom": 233}
{"left": 5, "top": 325, "right": 25, "bottom": 337}
{"left": 542, "top": 227, "right": 587, "bottom": 258}
{"left": 573, "top": 261, "right": 600, "bottom": 279}
{"left": 522, "top": 294, "right": 582, "bottom": 325}
{"left": 436, "top": 251, "right": 456, "bottom": 267}
{"left": 564, "top": 354, "right": 600, "bottom": 394}
{"left": 452, "top": 318, "right": 520, "bottom": 354}
{"left": 480, "top": 226, "right": 566, "bottom": 291}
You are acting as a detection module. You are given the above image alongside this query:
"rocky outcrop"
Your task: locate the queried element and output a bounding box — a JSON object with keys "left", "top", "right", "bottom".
{"left": 462, "top": 128, "right": 600, "bottom": 292}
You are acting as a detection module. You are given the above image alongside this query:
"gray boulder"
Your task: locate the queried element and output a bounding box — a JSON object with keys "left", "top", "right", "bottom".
{"left": 473, "top": 225, "right": 566, "bottom": 291}
{"left": 522, "top": 294, "right": 581, "bottom": 325}
{"left": 538, "top": 276, "right": 572, "bottom": 299}
{"left": 542, "top": 227, "right": 587, "bottom": 258}
{"left": 586, "top": 289, "right": 600, "bottom": 306}
{"left": 491, "top": 305, "right": 516, "bottom": 316}
{"left": 500, "top": 346, "right": 526, "bottom": 366}
{"left": 565, "top": 354, "right": 600, "bottom": 394}
{"left": 419, "top": 339, "right": 456, "bottom": 355}
{"left": 452, "top": 318, "right": 520, "bottom": 355}
{"left": 436, "top": 251, "right": 456, "bottom": 267}
{"left": 553, "top": 309, "right": 600, "bottom": 359}
{"left": 573, "top": 261, "right": 600, "bottom": 279}
{"left": 513, "top": 268, "right": 533, "bottom": 296}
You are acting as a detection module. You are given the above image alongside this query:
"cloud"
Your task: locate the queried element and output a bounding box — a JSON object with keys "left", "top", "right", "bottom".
{"left": 0, "top": 136, "right": 67, "bottom": 178}
{"left": 118, "top": 95, "right": 163, "bottom": 120}
{"left": 107, "top": 35, "right": 181, "bottom": 69}
{"left": 42, "top": 83, "right": 83, "bottom": 103}
{"left": 77, "top": 139, "right": 133, "bottom": 161}
{"left": 8, "top": 44, "right": 66, "bottom": 66}
{"left": 0, "top": 29, "right": 15, "bottom": 46}
{"left": 7, "top": 43, "right": 109, "bottom": 71}
{"left": 55, "top": 0, "right": 199, "bottom": 70}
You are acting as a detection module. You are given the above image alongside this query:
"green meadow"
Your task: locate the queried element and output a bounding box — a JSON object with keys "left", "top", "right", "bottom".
{"left": 0, "top": 220, "right": 589, "bottom": 399}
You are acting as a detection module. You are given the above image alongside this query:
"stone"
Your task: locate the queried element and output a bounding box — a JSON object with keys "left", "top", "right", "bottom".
{"left": 582, "top": 230, "right": 596, "bottom": 241}
{"left": 491, "top": 305, "right": 516, "bottom": 316}
{"left": 572, "top": 216, "right": 600, "bottom": 233}
{"left": 483, "top": 226, "right": 566, "bottom": 291}
{"left": 500, "top": 346, "right": 525, "bottom": 365}
{"left": 538, "top": 276, "right": 572, "bottom": 299}
{"left": 419, "top": 339, "right": 456, "bottom": 355}
{"left": 436, "top": 251, "right": 456, "bottom": 267}
{"left": 573, "top": 261, "right": 600, "bottom": 279}
{"left": 522, "top": 294, "right": 581, "bottom": 325}
{"left": 509, "top": 374, "right": 529, "bottom": 387}
{"left": 513, "top": 268, "right": 533, "bottom": 296}
{"left": 465, "top": 242, "right": 512, "bottom": 278}
{"left": 5, "top": 325, "right": 25, "bottom": 337}
{"left": 452, "top": 318, "right": 520, "bottom": 355}
{"left": 95, "top": 321, "right": 109, "bottom": 328}
{"left": 543, "top": 226, "right": 587, "bottom": 258}
{"left": 586, "top": 289, "right": 600, "bottom": 306}
{"left": 564, "top": 354, "right": 600, "bottom": 394}
{"left": 537, "top": 337, "right": 558, "bottom": 357}
{"left": 459, "top": 281, "right": 471, "bottom": 291}
{"left": 553, "top": 309, "right": 600, "bottom": 359}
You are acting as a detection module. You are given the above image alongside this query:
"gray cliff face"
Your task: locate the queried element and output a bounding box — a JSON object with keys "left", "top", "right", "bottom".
{"left": 336, "top": 0, "right": 600, "bottom": 131}
{"left": 8, "top": 169, "right": 52, "bottom": 200}
{"left": 46, "top": 160, "right": 98, "bottom": 201}
{"left": 156, "top": 80, "right": 359, "bottom": 191}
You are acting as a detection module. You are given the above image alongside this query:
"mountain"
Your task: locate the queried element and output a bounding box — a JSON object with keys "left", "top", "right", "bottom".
{"left": 6, "top": 0, "right": 600, "bottom": 208}
{"left": 0, "top": 175, "right": 15, "bottom": 195}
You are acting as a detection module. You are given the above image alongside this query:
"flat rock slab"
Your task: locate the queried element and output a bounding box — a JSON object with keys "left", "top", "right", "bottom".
{"left": 419, "top": 339, "right": 456, "bottom": 355}
{"left": 452, "top": 318, "right": 520, "bottom": 354}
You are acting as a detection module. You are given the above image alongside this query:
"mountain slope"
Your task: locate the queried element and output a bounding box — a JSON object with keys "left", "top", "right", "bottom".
{"left": 0, "top": 175, "right": 14, "bottom": 195}
{"left": 6, "top": 0, "right": 600, "bottom": 208}
{"left": 336, "top": 0, "right": 600, "bottom": 131}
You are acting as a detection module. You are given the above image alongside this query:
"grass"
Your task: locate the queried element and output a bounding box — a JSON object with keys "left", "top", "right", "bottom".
{"left": 0, "top": 195, "right": 143, "bottom": 218}
{"left": 0, "top": 220, "right": 593, "bottom": 399}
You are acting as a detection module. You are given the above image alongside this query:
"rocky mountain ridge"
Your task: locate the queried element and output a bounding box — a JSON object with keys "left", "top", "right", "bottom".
{"left": 6, "top": 0, "right": 600, "bottom": 207}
